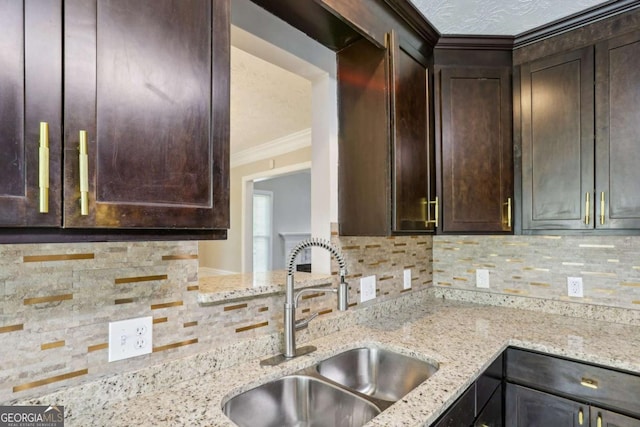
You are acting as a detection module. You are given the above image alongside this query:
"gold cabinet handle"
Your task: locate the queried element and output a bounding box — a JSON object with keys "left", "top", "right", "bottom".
{"left": 581, "top": 377, "right": 598, "bottom": 389}
{"left": 597, "top": 413, "right": 602, "bottom": 427}
{"left": 585, "top": 192, "right": 590, "bottom": 225}
{"left": 79, "top": 130, "right": 89, "bottom": 216}
{"left": 578, "top": 407, "right": 584, "bottom": 425}
{"left": 425, "top": 196, "right": 439, "bottom": 228}
{"left": 503, "top": 197, "right": 512, "bottom": 229}
{"left": 600, "top": 192, "right": 605, "bottom": 225}
{"left": 38, "top": 122, "right": 50, "bottom": 213}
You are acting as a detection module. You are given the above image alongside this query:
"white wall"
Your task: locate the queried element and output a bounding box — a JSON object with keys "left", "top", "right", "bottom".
{"left": 254, "top": 171, "right": 311, "bottom": 269}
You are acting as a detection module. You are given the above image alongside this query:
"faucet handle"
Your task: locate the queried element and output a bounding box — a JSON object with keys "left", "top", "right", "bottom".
{"left": 295, "top": 312, "right": 319, "bottom": 330}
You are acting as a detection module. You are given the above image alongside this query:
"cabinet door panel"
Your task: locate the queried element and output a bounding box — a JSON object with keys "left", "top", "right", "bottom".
{"left": 506, "top": 383, "right": 584, "bottom": 427}
{"left": 521, "top": 47, "right": 594, "bottom": 230}
{"left": 440, "top": 67, "right": 512, "bottom": 232}
{"left": 391, "top": 34, "right": 435, "bottom": 233}
{"left": 596, "top": 31, "right": 640, "bottom": 229}
{"left": 64, "top": 0, "right": 229, "bottom": 229}
{"left": 0, "top": 0, "right": 62, "bottom": 226}
{"left": 593, "top": 408, "right": 640, "bottom": 427}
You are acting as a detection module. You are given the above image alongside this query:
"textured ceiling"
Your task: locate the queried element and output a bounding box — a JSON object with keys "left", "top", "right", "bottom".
{"left": 230, "top": 46, "right": 312, "bottom": 154}
{"left": 409, "top": 0, "right": 610, "bottom": 35}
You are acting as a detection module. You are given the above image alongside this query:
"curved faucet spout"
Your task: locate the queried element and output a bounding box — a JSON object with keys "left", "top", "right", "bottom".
{"left": 282, "top": 238, "right": 348, "bottom": 360}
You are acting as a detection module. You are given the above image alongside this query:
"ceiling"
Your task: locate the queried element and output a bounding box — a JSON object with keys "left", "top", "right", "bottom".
{"left": 408, "top": 0, "right": 611, "bottom": 35}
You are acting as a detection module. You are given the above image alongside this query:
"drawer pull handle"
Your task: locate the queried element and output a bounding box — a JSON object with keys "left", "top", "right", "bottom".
{"left": 503, "top": 197, "right": 512, "bottom": 229}
{"left": 79, "top": 130, "right": 89, "bottom": 216}
{"left": 578, "top": 408, "right": 584, "bottom": 425}
{"left": 597, "top": 413, "right": 602, "bottom": 427}
{"left": 600, "top": 191, "right": 605, "bottom": 225}
{"left": 580, "top": 377, "right": 598, "bottom": 389}
{"left": 39, "top": 122, "right": 49, "bottom": 213}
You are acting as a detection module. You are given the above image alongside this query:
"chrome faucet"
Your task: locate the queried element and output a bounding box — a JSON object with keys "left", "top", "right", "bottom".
{"left": 261, "top": 238, "right": 348, "bottom": 366}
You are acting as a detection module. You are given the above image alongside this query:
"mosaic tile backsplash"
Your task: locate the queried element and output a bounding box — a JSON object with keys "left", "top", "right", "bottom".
{"left": 433, "top": 235, "right": 640, "bottom": 309}
{"left": 0, "top": 232, "right": 432, "bottom": 403}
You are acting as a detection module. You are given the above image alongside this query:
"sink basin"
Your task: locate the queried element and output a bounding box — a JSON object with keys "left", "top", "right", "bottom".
{"left": 316, "top": 347, "right": 438, "bottom": 402}
{"left": 223, "top": 375, "right": 380, "bottom": 427}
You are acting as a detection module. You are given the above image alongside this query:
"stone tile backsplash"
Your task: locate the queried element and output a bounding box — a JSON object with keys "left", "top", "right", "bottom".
{"left": 433, "top": 235, "right": 640, "bottom": 309}
{"left": 0, "top": 231, "right": 433, "bottom": 403}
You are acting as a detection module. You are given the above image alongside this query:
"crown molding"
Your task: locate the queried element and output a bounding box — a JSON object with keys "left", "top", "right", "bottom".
{"left": 435, "top": 35, "right": 515, "bottom": 50}
{"left": 231, "top": 128, "right": 311, "bottom": 168}
{"left": 514, "top": 0, "right": 640, "bottom": 48}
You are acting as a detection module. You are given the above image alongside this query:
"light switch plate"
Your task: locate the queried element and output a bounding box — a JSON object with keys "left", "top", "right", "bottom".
{"left": 476, "top": 269, "right": 490, "bottom": 288}
{"left": 403, "top": 269, "right": 412, "bottom": 290}
{"left": 360, "top": 275, "right": 376, "bottom": 302}
{"left": 108, "top": 316, "right": 152, "bottom": 362}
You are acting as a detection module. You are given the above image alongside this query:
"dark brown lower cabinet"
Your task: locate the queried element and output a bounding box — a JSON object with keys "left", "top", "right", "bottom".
{"left": 506, "top": 384, "right": 640, "bottom": 427}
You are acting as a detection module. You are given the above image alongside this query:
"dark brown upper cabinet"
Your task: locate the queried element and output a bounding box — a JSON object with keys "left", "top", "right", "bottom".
{"left": 338, "top": 30, "right": 435, "bottom": 236}
{"left": 0, "top": 0, "right": 62, "bottom": 227}
{"left": 63, "top": 0, "right": 229, "bottom": 229}
{"left": 390, "top": 31, "right": 436, "bottom": 233}
{"left": 438, "top": 66, "right": 513, "bottom": 233}
{"left": 520, "top": 47, "right": 595, "bottom": 231}
{"left": 595, "top": 30, "right": 640, "bottom": 229}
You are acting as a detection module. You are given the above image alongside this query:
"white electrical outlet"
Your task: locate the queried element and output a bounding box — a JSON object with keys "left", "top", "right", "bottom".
{"left": 108, "top": 316, "right": 152, "bottom": 362}
{"left": 567, "top": 277, "right": 584, "bottom": 297}
{"left": 403, "top": 269, "right": 412, "bottom": 290}
{"left": 360, "top": 275, "right": 377, "bottom": 302}
{"left": 476, "top": 269, "right": 490, "bottom": 288}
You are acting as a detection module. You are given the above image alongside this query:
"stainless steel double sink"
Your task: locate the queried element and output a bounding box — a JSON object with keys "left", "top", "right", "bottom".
{"left": 223, "top": 346, "right": 439, "bottom": 427}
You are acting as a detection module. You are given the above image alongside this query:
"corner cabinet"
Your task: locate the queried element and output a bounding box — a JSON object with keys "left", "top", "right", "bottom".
{"left": 0, "top": 0, "right": 229, "bottom": 238}
{"left": 64, "top": 0, "right": 229, "bottom": 229}
{"left": 520, "top": 29, "right": 640, "bottom": 232}
{"left": 0, "top": 0, "right": 63, "bottom": 227}
{"left": 438, "top": 66, "right": 513, "bottom": 233}
{"left": 338, "top": 30, "right": 435, "bottom": 236}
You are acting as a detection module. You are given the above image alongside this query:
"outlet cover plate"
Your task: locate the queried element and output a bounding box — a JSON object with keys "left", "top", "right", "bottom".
{"left": 360, "top": 275, "right": 377, "bottom": 302}
{"left": 567, "top": 277, "right": 584, "bottom": 297}
{"left": 476, "top": 269, "right": 490, "bottom": 288}
{"left": 108, "top": 316, "right": 152, "bottom": 362}
{"left": 403, "top": 269, "right": 412, "bottom": 290}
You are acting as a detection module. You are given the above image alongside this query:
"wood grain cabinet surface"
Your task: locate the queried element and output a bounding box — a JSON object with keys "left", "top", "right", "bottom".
{"left": 338, "top": 30, "right": 435, "bottom": 236}
{"left": 0, "top": 0, "right": 63, "bottom": 227}
{"left": 520, "top": 29, "right": 640, "bottom": 232}
{"left": 439, "top": 66, "right": 513, "bottom": 233}
{"left": 0, "top": 0, "right": 229, "bottom": 237}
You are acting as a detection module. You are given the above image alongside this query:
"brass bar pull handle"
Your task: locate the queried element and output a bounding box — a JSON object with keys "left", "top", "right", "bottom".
{"left": 425, "top": 197, "right": 439, "bottom": 228}
{"left": 585, "top": 192, "right": 590, "bottom": 225}
{"left": 38, "top": 122, "right": 50, "bottom": 213}
{"left": 597, "top": 413, "right": 602, "bottom": 427}
{"left": 79, "top": 130, "right": 89, "bottom": 216}
{"left": 503, "top": 197, "right": 512, "bottom": 229}
{"left": 578, "top": 408, "right": 584, "bottom": 425}
{"left": 600, "top": 192, "right": 605, "bottom": 225}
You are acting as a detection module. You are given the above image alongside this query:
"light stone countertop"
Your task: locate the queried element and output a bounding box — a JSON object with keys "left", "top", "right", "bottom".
{"left": 197, "top": 270, "right": 334, "bottom": 305}
{"left": 25, "top": 290, "right": 640, "bottom": 426}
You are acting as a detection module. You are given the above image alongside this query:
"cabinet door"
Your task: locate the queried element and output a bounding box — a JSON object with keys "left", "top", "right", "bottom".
{"left": 390, "top": 31, "right": 436, "bottom": 233}
{"left": 520, "top": 47, "right": 594, "bottom": 231}
{"left": 432, "top": 383, "right": 476, "bottom": 427}
{"left": 506, "top": 383, "right": 585, "bottom": 427}
{"left": 475, "top": 386, "right": 503, "bottom": 427}
{"left": 592, "top": 407, "right": 640, "bottom": 427}
{"left": 440, "top": 67, "right": 512, "bottom": 232}
{"left": 595, "top": 30, "right": 640, "bottom": 229}
{"left": 0, "top": 0, "right": 62, "bottom": 227}
{"left": 64, "top": 0, "right": 229, "bottom": 229}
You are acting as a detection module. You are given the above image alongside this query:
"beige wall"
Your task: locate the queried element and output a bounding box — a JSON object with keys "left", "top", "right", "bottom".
{"left": 199, "top": 146, "right": 312, "bottom": 273}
